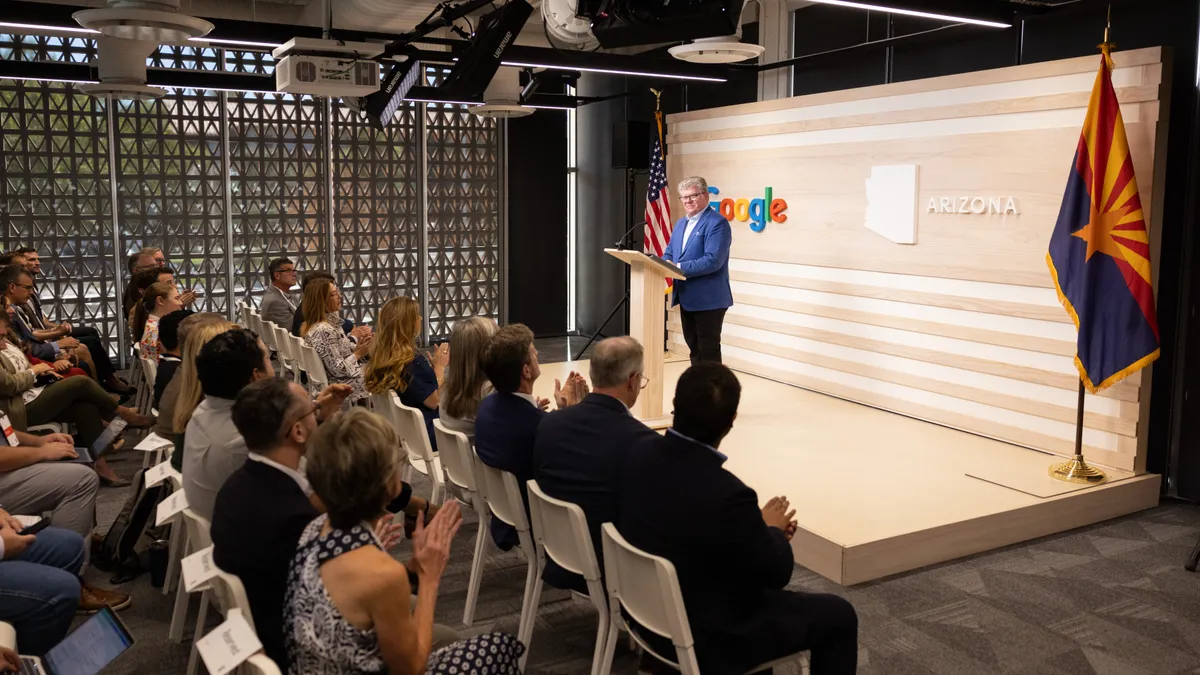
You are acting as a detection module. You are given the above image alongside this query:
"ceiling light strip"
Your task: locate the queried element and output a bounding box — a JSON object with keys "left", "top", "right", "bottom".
{"left": 804, "top": 0, "right": 1011, "bottom": 29}
{"left": 502, "top": 60, "right": 727, "bottom": 83}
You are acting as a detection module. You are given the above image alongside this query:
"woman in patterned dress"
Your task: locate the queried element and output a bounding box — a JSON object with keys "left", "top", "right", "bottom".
{"left": 284, "top": 408, "right": 524, "bottom": 675}
{"left": 299, "top": 278, "right": 373, "bottom": 404}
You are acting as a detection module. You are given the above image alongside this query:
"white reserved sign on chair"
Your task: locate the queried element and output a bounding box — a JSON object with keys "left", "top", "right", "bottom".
{"left": 155, "top": 490, "right": 189, "bottom": 526}
{"left": 181, "top": 545, "right": 218, "bottom": 593}
{"left": 135, "top": 432, "right": 173, "bottom": 452}
{"left": 145, "top": 460, "right": 178, "bottom": 488}
{"left": 195, "top": 609, "right": 262, "bottom": 675}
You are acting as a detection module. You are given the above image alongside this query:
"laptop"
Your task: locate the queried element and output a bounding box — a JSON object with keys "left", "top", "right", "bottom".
{"left": 19, "top": 607, "right": 134, "bottom": 675}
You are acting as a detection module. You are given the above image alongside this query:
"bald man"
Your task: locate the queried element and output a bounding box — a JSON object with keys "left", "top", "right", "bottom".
{"left": 532, "top": 336, "right": 658, "bottom": 590}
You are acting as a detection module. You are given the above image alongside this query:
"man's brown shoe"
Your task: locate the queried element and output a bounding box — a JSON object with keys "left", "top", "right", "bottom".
{"left": 77, "top": 583, "right": 132, "bottom": 615}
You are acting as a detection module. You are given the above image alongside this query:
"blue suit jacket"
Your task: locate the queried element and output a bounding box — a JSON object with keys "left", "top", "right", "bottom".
{"left": 662, "top": 207, "right": 734, "bottom": 311}
{"left": 10, "top": 309, "right": 59, "bottom": 361}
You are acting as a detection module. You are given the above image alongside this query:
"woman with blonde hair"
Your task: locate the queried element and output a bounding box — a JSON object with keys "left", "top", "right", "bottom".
{"left": 132, "top": 281, "right": 183, "bottom": 360}
{"left": 365, "top": 297, "right": 448, "bottom": 451}
{"left": 300, "top": 278, "right": 371, "bottom": 403}
{"left": 170, "top": 316, "right": 237, "bottom": 470}
{"left": 438, "top": 316, "right": 497, "bottom": 440}
{"left": 285, "top": 408, "right": 523, "bottom": 675}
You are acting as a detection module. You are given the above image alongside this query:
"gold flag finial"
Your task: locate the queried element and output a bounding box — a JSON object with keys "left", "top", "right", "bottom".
{"left": 1099, "top": 4, "right": 1115, "bottom": 63}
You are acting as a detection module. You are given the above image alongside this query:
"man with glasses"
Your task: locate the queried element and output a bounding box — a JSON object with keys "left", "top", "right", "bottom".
{"left": 531, "top": 336, "right": 656, "bottom": 591}
{"left": 260, "top": 257, "right": 299, "bottom": 329}
{"left": 662, "top": 176, "right": 734, "bottom": 365}
{"left": 210, "top": 377, "right": 345, "bottom": 670}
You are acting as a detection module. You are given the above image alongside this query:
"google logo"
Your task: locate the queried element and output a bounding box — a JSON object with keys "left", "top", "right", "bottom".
{"left": 707, "top": 186, "right": 788, "bottom": 233}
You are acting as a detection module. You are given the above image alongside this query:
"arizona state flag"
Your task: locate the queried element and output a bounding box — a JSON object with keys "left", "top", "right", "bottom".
{"left": 1048, "top": 48, "right": 1160, "bottom": 393}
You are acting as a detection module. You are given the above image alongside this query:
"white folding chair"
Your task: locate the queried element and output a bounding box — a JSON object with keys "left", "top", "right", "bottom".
{"left": 472, "top": 448, "right": 538, "bottom": 662}
{"left": 238, "top": 301, "right": 251, "bottom": 328}
{"left": 128, "top": 344, "right": 152, "bottom": 421}
{"left": 273, "top": 326, "right": 300, "bottom": 381}
{"left": 433, "top": 419, "right": 489, "bottom": 626}
{"left": 599, "top": 524, "right": 809, "bottom": 675}
{"left": 298, "top": 342, "right": 328, "bottom": 394}
{"left": 163, "top": 473, "right": 186, "bottom": 597}
{"left": 382, "top": 392, "right": 444, "bottom": 505}
{"left": 246, "top": 312, "right": 264, "bottom": 340}
{"left": 527, "top": 480, "right": 609, "bottom": 675}
{"left": 180, "top": 509, "right": 215, "bottom": 675}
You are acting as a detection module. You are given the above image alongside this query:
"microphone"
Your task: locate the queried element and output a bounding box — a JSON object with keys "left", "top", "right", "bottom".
{"left": 614, "top": 221, "right": 643, "bottom": 250}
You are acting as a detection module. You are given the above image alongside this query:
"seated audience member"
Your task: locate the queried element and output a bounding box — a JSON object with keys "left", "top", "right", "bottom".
{"left": 474, "top": 324, "right": 587, "bottom": 549}
{"left": 438, "top": 316, "right": 498, "bottom": 440}
{"left": 181, "top": 328, "right": 274, "bottom": 520}
{"left": 4, "top": 298, "right": 86, "bottom": 381}
{"left": 619, "top": 364, "right": 859, "bottom": 675}
{"left": 3, "top": 266, "right": 99, "bottom": 385}
{"left": 533, "top": 336, "right": 654, "bottom": 590}
{"left": 122, "top": 249, "right": 165, "bottom": 320}
{"left": 212, "top": 377, "right": 348, "bottom": 669}
{"left": 260, "top": 257, "right": 298, "bottom": 328}
{"left": 164, "top": 316, "right": 236, "bottom": 471}
{"left": 291, "top": 271, "right": 332, "bottom": 336}
{"left": 132, "top": 281, "right": 183, "bottom": 361}
{"left": 153, "top": 309, "right": 192, "bottom": 409}
{"left": 286, "top": 408, "right": 523, "bottom": 675}
{"left": 126, "top": 267, "right": 182, "bottom": 332}
{"left": 299, "top": 277, "right": 372, "bottom": 404}
{"left": 0, "top": 513, "right": 125, "bottom": 655}
{"left": 365, "top": 297, "right": 448, "bottom": 451}
{"left": 7, "top": 249, "right": 130, "bottom": 395}
{"left": 0, "top": 309, "right": 151, "bottom": 487}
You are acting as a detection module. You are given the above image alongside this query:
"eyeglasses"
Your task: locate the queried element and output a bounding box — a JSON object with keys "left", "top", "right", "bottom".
{"left": 14, "top": 284, "right": 33, "bottom": 291}
{"left": 679, "top": 192, "right": 707, "bottom": 202}
{"left": 281, "top": 401, "right": 320, "bottom": 434}
{"left": 639, "top": 374, "right": 649, "bottom": 390}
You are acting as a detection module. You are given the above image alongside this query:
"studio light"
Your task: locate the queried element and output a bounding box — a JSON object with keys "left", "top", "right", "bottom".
{"left": 805, "top": 0, "right": 1012, "bottom": 28}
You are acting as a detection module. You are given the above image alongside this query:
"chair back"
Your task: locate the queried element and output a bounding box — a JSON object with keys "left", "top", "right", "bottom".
{"left": 240, "top": 652, "right": 283, "bottom": 675}
{"left": 180, "top": 508, "right": 213, "bottom": 552}
{"left": 472, "top": 447, "right": 529, "bottom": 531}
{"left": 208, "top": 568, "right": 254, "bottom": 624}
{"left": 258, "top": 317, "right": 278, "bottom": 352}
{"left": 600, "top": 523, "right": 695, "bottom": 652}
{"left": 140, "top": 355, "right": 158, "bottom": 390}
{"left": 247, "top": 312, "right": 264, "bottom": 340}
{"left": 433, "top": 419, "right": 477, "bottom": 494}
{"left": 238, "top": 301, "right": 251, "bottom": 327}
{"left": 386, "top": 392, "right": 436, "bottom": 467}
{"left": 527, "top": 480, "right": 602, "bottom": 581}
{"left": 298, "top": 343, "right": 328, "bottom": 391}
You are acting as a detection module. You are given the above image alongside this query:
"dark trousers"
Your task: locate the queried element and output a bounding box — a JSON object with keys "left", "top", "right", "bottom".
{"left": 69, "top": 325, "right": 116, "bottom": 383}
{"left": 679, "top": 307, "right": 727, "bottom": 365}
{"left": 26, "top": 375, "right": 119, "bottom": 451}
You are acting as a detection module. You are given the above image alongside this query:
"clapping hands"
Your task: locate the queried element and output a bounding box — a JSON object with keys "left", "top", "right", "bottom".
{"left": 553, "top": 371, "right": 590, "bottom": 409}
{"left": 762, "top": 496, "right": 798, "bottom": 540}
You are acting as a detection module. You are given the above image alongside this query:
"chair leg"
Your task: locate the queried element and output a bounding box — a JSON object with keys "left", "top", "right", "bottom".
{"left": 516, "top": 531, "right": 540, "bottom": 669}
{"left": 599, "top": 610, "right": 622, "bottom": 675}
{"left": 168, "top": 571, "right": 191, "bottom": 642}
{"left": 186, "top": 590, "right": 210, "bottom": 675}
{"left": 430, "top": 458, "right": 444, "bottom": 506}
{"left": 523, "top": 575, "right": 545, "bottom": 663}
{"left": 462, "top": 505, "right": 490, "bottom": 627}
{"left": 678, "top": 646, "right": 701, "bottom": 675}
{"left": 586, "top": 579, "right": 609, "bottom": 675}
{"left": 163, "top": 522, "right": 186, "bottom": 595}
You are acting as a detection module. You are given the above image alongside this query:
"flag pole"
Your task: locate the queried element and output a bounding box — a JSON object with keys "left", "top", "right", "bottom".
{"left": 1049, "top": 381, "right": 1107, "bottom": 483}
{"left": 1049, "top": 6, "right": 1113, "bottom": 485}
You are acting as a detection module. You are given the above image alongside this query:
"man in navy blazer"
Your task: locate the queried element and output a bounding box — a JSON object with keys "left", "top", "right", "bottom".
{"left": 474, "top": 323, "right": 588, "bottom": 551}
{"left": 662, "top": 175, "right": 734, "bottom": 365}
{"left": 533, "top": 336, "right": 657, "bottom": 590}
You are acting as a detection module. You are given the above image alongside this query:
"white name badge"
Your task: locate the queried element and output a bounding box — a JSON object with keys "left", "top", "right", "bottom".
{"left": 195, "top": 610, "right": 262, "bottom": 675}
{"left": 144, "top": 458, "right": 176, "bottom": 485}
{"left": 134, "top": 432, "right": 173, "bottom": 452}
{"left": 0, "top": 413, "right": 18, "bottom": 447}
{"left": 181, "top": 545, "right": 218, "bottom": 593}
{"left": 155, "top": 490, "right": 188, "bottom": 526}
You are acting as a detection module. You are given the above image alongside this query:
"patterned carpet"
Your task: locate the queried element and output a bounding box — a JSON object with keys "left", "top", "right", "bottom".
{"left": 85, "top": 446, "right": 1200, "bottom": 675}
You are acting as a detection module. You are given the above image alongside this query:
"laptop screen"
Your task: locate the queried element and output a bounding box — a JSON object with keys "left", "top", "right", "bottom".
{"left": 42, "top": 607, "right": 134, "bottom": 675}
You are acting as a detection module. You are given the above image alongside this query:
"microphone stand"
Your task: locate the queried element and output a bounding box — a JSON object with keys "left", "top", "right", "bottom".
{"left": 572, "top": 219, "right": 641, "bottom": 361}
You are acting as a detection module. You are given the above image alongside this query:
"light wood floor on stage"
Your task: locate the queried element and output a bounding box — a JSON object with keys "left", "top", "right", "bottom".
{"left": 535, "top": 357, "right": 1160, "bottom": 586}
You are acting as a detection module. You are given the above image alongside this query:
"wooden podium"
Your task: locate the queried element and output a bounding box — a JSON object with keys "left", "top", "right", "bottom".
{"left": 604, "top": 248, "right": 686, "bottom": 428}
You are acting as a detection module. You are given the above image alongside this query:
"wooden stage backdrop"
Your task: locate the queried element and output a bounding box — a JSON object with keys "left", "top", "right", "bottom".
{"left": 665, "top": 48, "right": 1168, "bottom": 474}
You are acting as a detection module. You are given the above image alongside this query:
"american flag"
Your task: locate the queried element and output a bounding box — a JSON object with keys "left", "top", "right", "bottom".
{"left": 644, "top": 136, "right": 672, "bottom": 271}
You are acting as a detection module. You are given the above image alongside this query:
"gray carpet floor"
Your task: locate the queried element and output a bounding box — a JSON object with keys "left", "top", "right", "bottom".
{"left": 82, "top": 441, "right": 1200, "bottom": 675}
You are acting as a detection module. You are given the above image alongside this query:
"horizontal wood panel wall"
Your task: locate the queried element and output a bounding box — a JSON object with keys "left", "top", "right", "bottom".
{"left": 665, "top": 48, "right": 1166, "bottom": 473}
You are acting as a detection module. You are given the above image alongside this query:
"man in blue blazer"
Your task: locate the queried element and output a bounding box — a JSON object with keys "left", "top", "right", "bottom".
{"left": 662, "top": 175, "right": 733, "bottom": 365}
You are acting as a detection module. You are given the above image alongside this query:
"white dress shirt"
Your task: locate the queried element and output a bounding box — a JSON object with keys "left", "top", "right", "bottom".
{"left": 681, "top": 212, "right": 703, "bottom": 251}
{"left": 247, "top": 452, "right": 311, "bottom": 496}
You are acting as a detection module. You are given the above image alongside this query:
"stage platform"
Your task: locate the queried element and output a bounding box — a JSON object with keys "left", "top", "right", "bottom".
{"left": 534, "top": 357, "right": 1160, "bottom": 586}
